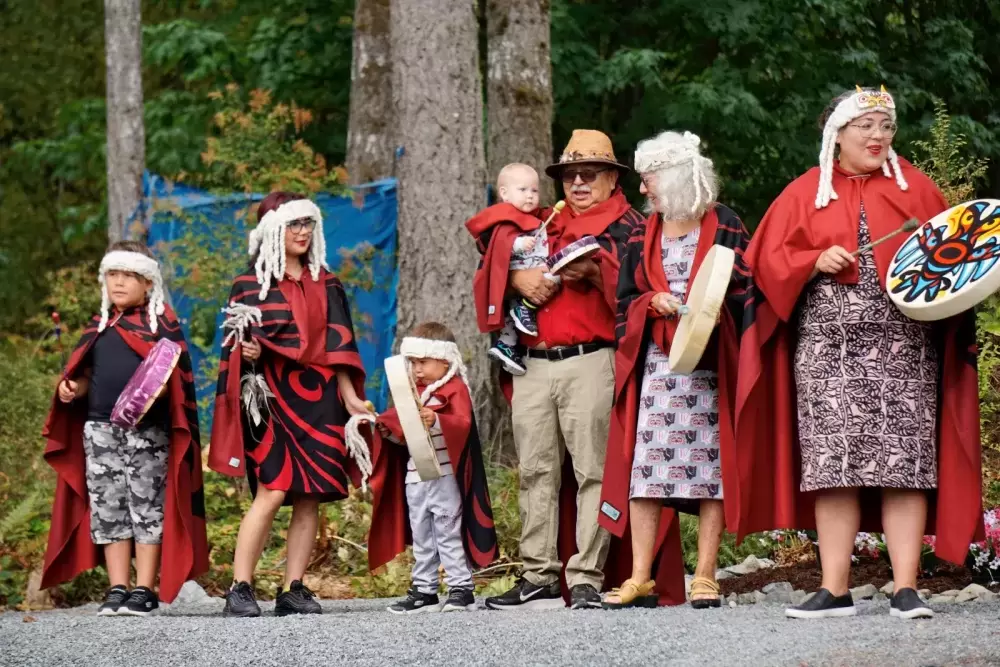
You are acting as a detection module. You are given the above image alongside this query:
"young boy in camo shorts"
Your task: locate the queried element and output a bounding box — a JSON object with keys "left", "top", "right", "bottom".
{"left": 47, "top": 240, "right": 203, "bottom": 616}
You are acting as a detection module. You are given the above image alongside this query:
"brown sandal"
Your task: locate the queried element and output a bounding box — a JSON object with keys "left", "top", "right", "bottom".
{"left": 602, "top": 578, "right": 658, "bottom": 610}
{"left": 689, "top": 576, "right": 721, "bottom": 609}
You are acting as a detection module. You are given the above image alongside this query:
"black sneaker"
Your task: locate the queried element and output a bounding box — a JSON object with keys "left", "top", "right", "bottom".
{"left": 484, "top": 576, "right": 564, "bottom": 611}
{"left": 509, "top": 301, "right": 539, "bottom": 336}
{"left": 118, "top": 586, "right": 159, "bottom": 617}
{"left": 890, "top": 587, "right": 934, "bottom": 620}
{"left": 387, "top": 587, "right": 441, "bottom": 615}
{"left": 97, "top": 585, "right": 130, "bottom": 616}
{"left": 570, "top": 583, "right": 602, "bottom": 610}
{"left": 275, "top": 580, "right": 322, "bottom": 616}
{"left": 224, "top": 581, "right": 262, "bottom": 618}
{"left": 441, "top": 587, "right": 476, "bottom": 612}
{"left": 785, "top": 588, "right": 856, "bottom": 619}
{"left": 488, "top": 341, "right": 527, "bottom": 376}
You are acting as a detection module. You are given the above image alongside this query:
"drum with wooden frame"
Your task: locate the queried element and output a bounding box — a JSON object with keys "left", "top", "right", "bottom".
{"left": 887, "top": 199, "right": 1000, "bottom": 322}
{"left": 383, "top": 354, "right": 442, "bottom": 481}
{"left": 111, "top": 337, "right": 182, "bottom": 428}
{"left": 547, "top": 235, "right": 602, "bottom": 274}
{"left": 667, "top": 245, "right": 735, "bottom": 375}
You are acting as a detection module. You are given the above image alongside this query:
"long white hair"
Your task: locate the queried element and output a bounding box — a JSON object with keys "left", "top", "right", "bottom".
{"left": 634, "top": 131, "right": 718, "bottom": 221}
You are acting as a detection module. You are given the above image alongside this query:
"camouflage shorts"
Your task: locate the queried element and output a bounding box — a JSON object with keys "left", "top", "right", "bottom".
{"left": 82, "top": 421, "right": 169, "bottom": 545}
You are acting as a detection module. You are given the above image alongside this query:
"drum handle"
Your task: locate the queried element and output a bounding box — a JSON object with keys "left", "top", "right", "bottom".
{"left": 851, "top": 218, "right": 919, "bottom": 258}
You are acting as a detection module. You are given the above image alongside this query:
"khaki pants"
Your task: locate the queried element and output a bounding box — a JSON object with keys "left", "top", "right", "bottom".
{"left": 511, "top": 348, "right": 614, "bottom": 589}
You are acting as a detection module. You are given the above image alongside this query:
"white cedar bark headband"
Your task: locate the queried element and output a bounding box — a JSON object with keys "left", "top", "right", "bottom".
{"left": 815, "top": 86, "right": 908, "bottom": 209}
{"left": 400, "top": 336, "right": 469, "bottom": 405}
{"left": 98, "top": 250, "right": 166, "bottom": 333}
{"left": 247, "top": 198, "right": 328, "bottom": 299}
{"left": 633, "top": 130, "right": 714, "bottom": 215}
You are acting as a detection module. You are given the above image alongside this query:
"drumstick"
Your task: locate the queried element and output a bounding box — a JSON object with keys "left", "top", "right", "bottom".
{"left": 539, "top": 200, "right": 566, "bottom": 232}
{"left": 851, "top": 218, "right": 919, "bottom": 258}
{"left": 52, "top": 311, "right": 66, "bottom": 370}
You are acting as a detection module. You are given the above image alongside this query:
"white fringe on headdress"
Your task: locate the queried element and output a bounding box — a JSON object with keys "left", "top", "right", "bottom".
{"left": 634, "top": 131, "right": 717, "bottom": 219}
{"left": 815, "top": 87, "right": 909, "bottom": 209}
{"left": 247, "top": 198, "right": 328, "bottom": 300}
{"left": 98, "top": 250, "right": 165, "bottom": 334}
{"left": 399, "top": 336, "right": 469, "bottom": 406}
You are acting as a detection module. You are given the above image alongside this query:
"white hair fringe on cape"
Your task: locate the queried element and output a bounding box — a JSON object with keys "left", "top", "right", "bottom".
{"left": 815, "top": 86, "right": 908, "bottom": 209}
{"left": 633, "top": 130, "right": 716, "bottom": 217}
{"left": 247, "top": 198, "right": 328, "bottom": 299}
{"left": 98, "top": 250, "right": 166, "bottom": 334}
{"left": 399, "top": 336, "right": 470, "bottom": 406}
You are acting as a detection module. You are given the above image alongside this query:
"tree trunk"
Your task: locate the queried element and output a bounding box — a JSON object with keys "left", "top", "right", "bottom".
{"left": 346, "top": 0, "right": 394, "bottom": 186}
{"left": 104, "top": 0, "right": 145, "bottom": 243}
{"left": 486, "top": 0, "right": 554, "bottom": 204}
{"left": 391, "top": 0, "right": 504, "bottom": 455}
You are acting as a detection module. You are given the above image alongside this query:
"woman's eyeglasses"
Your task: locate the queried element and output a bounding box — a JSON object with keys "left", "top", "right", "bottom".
{"left": 287, "top": 218, "right": 317, "bottom": 233}
{"left": 848, "top": 121, "right": 898, "bottom": 139}
{"left": 560, "top": 168, "right": 607, "bottom": 184}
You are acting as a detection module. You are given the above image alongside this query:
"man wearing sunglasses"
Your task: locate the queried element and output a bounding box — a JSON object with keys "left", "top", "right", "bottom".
{"left": 485, "top": 130, "right": 644, "bottom": 612}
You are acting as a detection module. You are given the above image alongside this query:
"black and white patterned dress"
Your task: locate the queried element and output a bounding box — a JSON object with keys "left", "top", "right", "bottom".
{"left": 630, "top": 227, "right": 723, "bottom": 502}
{"left": 794, "top": 204, "right": 938, "bottom": 491}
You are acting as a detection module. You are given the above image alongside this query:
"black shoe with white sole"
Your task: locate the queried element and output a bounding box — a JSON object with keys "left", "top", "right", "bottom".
{"left": 890, "top": 587, "right": 933, "bottom": 619}
{"left": 441, "top": 587, "right": 477, "bottom": 612}
{"left": 484, "top": 576, "right": 564, "bottom": 611}
{"left": 569, "top": 584, "right": 602, "bottom": 610}
{"left": 785, "top": 588, "right": 856, "bottom": 619}
{"left": 119, "top": 586, "right": 159, "bottom": 617}
{"left": 387, "top": 588, "right": 440, "bottom": 615}
{"left": 97, "top": 585, "right": 130, "bottom": 616}
{"left": 487, "top": 341, "right": 527, "bottom": 376}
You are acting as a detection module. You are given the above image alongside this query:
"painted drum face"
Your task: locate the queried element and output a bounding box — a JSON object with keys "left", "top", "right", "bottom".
{"left": 887, "top": 199, "right": 1000, "bottom": 321}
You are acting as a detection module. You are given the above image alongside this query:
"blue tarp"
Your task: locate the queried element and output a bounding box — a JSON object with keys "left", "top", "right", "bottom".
{"left": 141, "top": 173, "right": 398, "bottom": 432}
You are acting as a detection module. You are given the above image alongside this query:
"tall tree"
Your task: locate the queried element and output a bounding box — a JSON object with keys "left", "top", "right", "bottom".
{"left": 486, "top": 0, "right": 554, "bottom": 203}
{"left": 346, "top": 0, "right": 394, "bottom": 185}
{"left": 104, "top": 0, "right": 145, "bottom": 242}
{"left": 390, "top": 0, "right": 495, "bottom": 445}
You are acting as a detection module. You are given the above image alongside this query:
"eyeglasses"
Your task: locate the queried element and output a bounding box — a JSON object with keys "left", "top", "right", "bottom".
{"left": 848, "top": 121, "right": 898, "bottom": 139}
{"left": 560, "top": 168, "right": 607, "bottom": 184}
{"left": 287, "top": 218, "right": 317, "bottom": 233}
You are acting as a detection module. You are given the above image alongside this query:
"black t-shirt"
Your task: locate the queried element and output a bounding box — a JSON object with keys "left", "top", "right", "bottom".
{"left": 87, "top": 327, "right": 170, "bottom": 428}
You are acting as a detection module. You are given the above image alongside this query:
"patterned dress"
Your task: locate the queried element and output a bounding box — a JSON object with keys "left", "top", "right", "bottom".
{"left": 794, "top": 204, "right": 938, "bottom": 491}
{"left": 630, "top": 227, "right": 723, "bottom": 502}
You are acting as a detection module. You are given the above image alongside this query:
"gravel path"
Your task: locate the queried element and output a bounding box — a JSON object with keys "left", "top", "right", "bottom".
{"left": 3, "top": 597, "right": 999, "bottom": 667}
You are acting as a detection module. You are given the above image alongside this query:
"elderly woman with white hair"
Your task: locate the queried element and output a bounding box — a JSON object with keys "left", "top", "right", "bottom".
{"left": 599, "top": 131, "right": 752, "bottom": 609}
{"left": 208, "top": 191, "right": 371, "bottom": 618}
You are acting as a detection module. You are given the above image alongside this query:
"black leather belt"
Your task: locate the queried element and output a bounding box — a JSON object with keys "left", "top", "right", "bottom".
{"left": 525, "top": 342, "right": 612, "bottom": 361}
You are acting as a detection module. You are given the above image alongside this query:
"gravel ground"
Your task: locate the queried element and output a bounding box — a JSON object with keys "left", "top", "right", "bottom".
{"left": 2, "top": 598, "right": 999, "bottom": 667}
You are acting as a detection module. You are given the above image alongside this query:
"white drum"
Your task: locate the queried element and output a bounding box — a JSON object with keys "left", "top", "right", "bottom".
{"left": 668, "top": 245, "right": 735, "bottom": 375}
{"left": 887, "top": 199, "right": 1000, "bottom": 321}
{"left": 384, "top": 355, "right": 442, "bottom": 481}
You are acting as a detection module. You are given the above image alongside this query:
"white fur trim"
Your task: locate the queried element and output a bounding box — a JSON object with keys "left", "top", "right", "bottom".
{"left": 400, "top": 336, "right": 469, "bottom": 404}
{"left": 98, "top": 250, "right": 165, "bottom": 334}
{"left": 816, "top": 88, "right": 905, "bottom": 209}
{"left": 247, "top": 198, "right": 328, "bottom": 299}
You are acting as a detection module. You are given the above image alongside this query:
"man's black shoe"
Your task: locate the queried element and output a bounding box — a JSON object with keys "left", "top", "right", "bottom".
{"left": 275, "top": 580, "right": 322, "bottom": 616}
{"left": 484, "top": 576, "right": 564, "bottom": 611}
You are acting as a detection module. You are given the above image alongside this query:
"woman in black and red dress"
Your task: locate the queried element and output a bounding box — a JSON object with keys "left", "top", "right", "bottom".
{"left": 209, "top": 192, "right": 370, "bottom": 617}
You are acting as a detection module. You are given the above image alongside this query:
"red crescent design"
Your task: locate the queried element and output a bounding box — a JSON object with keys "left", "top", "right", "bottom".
{"left": 289, "top": 371, "right": 324, "bottom": 402}
{"left": 473, "top": 497, "right": 495, "bottom": 529}
{"left": 328, "top": 323, "right": 354, "bottom": 347}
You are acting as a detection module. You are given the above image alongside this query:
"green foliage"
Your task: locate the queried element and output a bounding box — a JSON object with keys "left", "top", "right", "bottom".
{"left": 911, "top": 98, "right": 990, "bottom": 207}
{"left": 678, "top": 516, "right": 776, "bottom": 572}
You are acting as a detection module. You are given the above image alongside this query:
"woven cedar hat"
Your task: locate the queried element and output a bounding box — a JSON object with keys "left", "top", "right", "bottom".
{"left": 545, "top": 129, "right": 631, "bottom": 178}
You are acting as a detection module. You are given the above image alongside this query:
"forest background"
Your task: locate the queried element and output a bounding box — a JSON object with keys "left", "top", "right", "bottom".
{"left": 1, "top": 0, "right": 999, "bottom": 607}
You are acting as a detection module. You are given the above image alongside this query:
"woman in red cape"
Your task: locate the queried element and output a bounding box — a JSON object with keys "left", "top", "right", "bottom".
{"left": 599, "top": 131, "right": 752, "bottom": 609}
{"left": 208, "top": 192, "right": 370, "bottom": 617}
{"left": 737, "top": 87, "right": 983, "bottom": 620}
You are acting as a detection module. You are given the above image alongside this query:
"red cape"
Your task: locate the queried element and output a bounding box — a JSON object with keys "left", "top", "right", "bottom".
{"left": 466, "top": 203, "right": 543, "bottom": 333}
{"left": 735, "top": 160, "right": 984, "bottom": 563}
{"left": 367, "top": 377, "right": 499, "bottom": 570}
{"left": 41, "top": 307, "right": 209, "bottom": 602}
{"left": 209, "top": 269, "right": 367, "bottom": 488}
{"left": 598, "top": 205, "right": 752, "bottom": 605}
